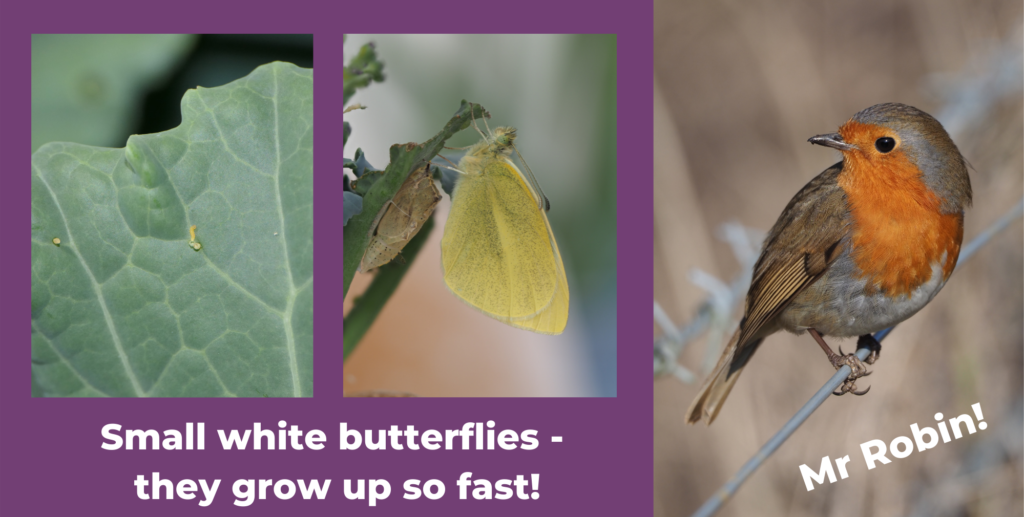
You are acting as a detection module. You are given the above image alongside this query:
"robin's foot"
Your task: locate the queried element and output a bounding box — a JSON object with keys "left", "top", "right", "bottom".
{"left": 807, "top": 329, "right": 873, "bottom": 396}
{"left": 830, "top": 346, "right": 872, "bottom": 396}
{"left": 857, "top": 334, "right": 882, "bottom": 365}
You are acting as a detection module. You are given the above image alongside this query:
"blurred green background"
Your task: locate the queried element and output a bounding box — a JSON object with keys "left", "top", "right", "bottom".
{"left": 31, "top": 34, "right": 313, "bottom": 153}
{"left": 343, "top": 34, "right": 617, "bottom": 397}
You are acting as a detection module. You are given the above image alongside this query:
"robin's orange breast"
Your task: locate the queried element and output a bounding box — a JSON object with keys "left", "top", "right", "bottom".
{"left": 838, "top": 143, "right": 963, "bottom": 297}
{"left": 777, "top": 143, "right": 964, "bottom": 337}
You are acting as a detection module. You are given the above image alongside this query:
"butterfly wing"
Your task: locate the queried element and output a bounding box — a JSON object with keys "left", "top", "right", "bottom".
{"left": 442, "top": 158, "right": 568, "bottom": 334}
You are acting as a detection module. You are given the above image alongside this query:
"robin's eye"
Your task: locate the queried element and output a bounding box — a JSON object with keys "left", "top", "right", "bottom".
{"left": 875, "top": 137, "right": 896, "bottom": 153}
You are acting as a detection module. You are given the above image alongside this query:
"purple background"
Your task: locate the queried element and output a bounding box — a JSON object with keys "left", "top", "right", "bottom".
{"left": 1, "top": 1, "right": 653, "bottom": 516}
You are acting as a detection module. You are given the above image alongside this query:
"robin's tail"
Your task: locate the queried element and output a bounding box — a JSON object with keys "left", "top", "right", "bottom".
{"left": 685, "top": 331, "right": 764, "bottom": 425}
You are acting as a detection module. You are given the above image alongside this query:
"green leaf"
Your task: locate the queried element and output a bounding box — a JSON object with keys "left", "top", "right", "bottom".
{"left": 343, "top": 216, "right": 433, "bottom": 360}
{"left": 31, "top": 62, "right": 313, "bottom": 397}
{"left": 344, "top": 148, "right": 383, "bottom": 194}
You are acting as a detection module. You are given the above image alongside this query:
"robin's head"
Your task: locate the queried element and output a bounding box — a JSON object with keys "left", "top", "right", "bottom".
{"left": 808, "top": 103, "right": 972, "bottom": 214}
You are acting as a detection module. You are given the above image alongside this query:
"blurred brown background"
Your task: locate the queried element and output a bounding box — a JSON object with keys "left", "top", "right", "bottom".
{"left": 654, "top": 1, "right": 1023, "bottom": 516}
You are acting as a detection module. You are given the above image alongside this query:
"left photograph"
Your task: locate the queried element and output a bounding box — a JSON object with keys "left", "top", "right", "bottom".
{"left": 30, "top": 34, "right": 314, "bottom": 397}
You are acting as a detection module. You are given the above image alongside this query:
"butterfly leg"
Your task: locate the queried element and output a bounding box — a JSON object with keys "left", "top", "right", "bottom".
{"left": 468, "top": 102, "right": 489, "bottom": 139}
{"left": 432, "top": 154, "right": 464, "bottom": 173}
{"left": 474, "top": 101, "right": 495, "bottom": 138}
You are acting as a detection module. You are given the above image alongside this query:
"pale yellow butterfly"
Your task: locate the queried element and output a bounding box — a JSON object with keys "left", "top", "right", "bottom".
{"left": 440, "top": 106, "right": 569, "bottom": 334}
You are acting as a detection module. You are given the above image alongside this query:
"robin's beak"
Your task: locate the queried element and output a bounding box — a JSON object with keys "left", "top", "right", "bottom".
{"left": 808, "top": 133, "right": 856, "bottom": 151}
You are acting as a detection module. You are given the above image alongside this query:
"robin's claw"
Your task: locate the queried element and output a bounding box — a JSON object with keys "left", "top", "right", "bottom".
{"left": 832, "top": 379, "right": 871, "bottom": 396}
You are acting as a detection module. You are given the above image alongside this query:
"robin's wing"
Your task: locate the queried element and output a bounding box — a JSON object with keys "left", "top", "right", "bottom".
{"left": 735, "top": 163, "right": 850, "bottom": 347}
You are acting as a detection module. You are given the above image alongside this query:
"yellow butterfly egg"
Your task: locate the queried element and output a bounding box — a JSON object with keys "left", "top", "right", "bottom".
{"left": 440, "top": 110, "right": 569, "bottom": 335}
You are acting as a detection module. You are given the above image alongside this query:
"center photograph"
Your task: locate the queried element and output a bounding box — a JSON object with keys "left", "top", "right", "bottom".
{"left": 342, "top": 34, "right": 617, "bottom": 397}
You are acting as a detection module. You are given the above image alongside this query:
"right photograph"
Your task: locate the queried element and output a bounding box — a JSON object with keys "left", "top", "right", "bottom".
{"left": 654, "top": 2, "right": 1022, "bottom": 516}
{"left": 343, "top": 34, "right": 617, "bottom": 397}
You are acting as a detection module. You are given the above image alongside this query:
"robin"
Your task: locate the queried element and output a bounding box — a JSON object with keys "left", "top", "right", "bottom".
{"left": 686, "top": 103, "right": 971, "bottom": 426}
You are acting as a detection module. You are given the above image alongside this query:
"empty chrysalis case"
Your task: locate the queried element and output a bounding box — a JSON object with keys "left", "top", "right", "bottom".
{"left": 359, "top": 164, "right": 442, "bottom": 272}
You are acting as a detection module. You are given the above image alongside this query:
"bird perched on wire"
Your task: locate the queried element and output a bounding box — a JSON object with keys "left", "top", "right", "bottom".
{"left": 686, "top": 103, "right": 971, "bottom": 426}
